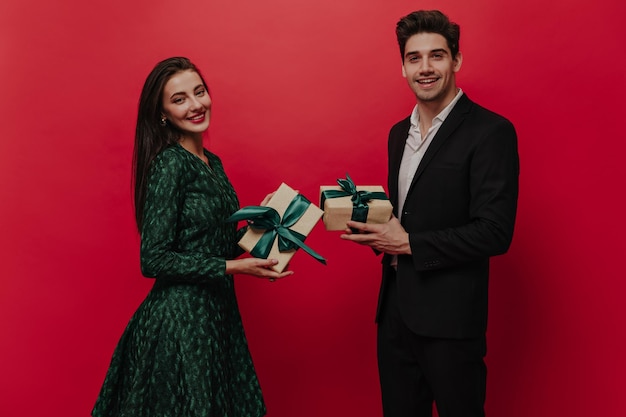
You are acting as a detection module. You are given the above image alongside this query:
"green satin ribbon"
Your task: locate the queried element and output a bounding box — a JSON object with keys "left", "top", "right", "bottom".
{"left": 320, "top": 173, "right": 389, "bottom": 223}
{"left": 226, "top": 194, "right": 326, "bottom": 265}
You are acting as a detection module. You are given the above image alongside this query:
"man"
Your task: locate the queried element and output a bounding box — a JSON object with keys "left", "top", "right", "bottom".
{"left": 341, "top": 10, "right": 519, "bottom": 417}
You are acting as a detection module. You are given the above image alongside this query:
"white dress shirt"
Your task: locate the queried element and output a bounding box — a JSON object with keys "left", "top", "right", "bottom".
{"left": 392, "top": 89, "right": 464, "bottom": 267}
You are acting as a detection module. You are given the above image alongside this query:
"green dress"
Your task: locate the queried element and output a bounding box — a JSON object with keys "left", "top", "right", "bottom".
{"left": 92, "top": 144, "right": 265, "bottom": 417}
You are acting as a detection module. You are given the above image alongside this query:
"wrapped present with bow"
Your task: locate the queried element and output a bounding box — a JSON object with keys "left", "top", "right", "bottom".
{"left": 320, "top": 174, "right": 393, "bottom": 231}
{"left": 226, "top": 183, "right": 326, "bottom": 273}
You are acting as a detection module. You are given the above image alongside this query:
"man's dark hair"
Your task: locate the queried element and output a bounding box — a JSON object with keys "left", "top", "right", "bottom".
{"left": 396, "top": 10, "right": 460, "bottom": 59}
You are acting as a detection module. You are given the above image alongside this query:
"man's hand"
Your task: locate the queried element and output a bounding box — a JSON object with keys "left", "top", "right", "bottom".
{"left": 340, "top": 216, "right": 411, "bottom": 255}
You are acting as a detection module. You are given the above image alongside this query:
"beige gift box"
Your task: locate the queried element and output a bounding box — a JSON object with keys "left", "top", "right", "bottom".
{"left": 319, "top": 185, "right": 393, "bottom": 231}
{"left": 238, "top": 183, "right": 323, "bottom": 273}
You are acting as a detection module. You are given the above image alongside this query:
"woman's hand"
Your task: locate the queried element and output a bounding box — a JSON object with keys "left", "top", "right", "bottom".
{"left": 260, "top": 192, "right": 275, "bottom": 206}
{"left": 260, "top": 189, "right": 298, "bottom": 206}
{"left": 225, "top": 258, "right": 293, "bottom": 281}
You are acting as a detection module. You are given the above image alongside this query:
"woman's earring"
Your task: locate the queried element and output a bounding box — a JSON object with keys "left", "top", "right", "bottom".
{"left": 160, "top": 116, "right": 167, "bottom": 126}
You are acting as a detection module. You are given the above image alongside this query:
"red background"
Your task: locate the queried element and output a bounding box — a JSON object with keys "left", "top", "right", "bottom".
{"left": 1, "top": 0, "right": 625, "bottom": 416}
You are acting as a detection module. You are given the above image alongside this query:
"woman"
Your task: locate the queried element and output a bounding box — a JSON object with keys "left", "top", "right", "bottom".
{"left": 92, "top": 57, "right": 291, "bottom": 417}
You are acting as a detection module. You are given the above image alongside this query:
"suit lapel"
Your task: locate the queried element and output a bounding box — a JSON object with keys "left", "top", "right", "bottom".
{"left": 406, "top": 94, "right": 473, "bottom": 196}
{"left": 388, "top": 117, "right": 411, "bottom": 209}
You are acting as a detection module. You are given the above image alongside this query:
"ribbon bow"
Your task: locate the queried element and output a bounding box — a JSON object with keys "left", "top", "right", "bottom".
{"left": 320, "top": 173, "right": 389, "bottom": 223}
{"left": 226, "top": 194, "right": 326, "bottom": 265}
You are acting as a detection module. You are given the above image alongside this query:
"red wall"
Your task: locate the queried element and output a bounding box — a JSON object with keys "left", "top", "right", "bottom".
{"left": 1, "top": 0, "right": 625, "bottom": 416}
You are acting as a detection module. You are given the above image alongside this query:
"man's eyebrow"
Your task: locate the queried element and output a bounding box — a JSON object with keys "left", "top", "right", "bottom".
{"left": 405, "top": 48, "right": 449, "bottom": 57}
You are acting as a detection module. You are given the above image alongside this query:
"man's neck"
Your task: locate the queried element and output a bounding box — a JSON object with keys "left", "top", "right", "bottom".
{"left": 416, "top": 89, "right": 459, "bottom": 132}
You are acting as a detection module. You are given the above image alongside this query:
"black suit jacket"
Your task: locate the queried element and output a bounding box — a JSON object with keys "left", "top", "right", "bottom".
{"left": 379, "top": 93, "right": 519, "bottom": 339}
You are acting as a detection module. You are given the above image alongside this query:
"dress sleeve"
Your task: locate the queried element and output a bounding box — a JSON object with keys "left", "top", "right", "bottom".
{"left": 140, "top": 150, "right": 226, "bottom": 283}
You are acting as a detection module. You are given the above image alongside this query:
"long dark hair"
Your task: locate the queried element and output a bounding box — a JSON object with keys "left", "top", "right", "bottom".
{"left": 132, "top": 56, "right": 209, "bottom": 231}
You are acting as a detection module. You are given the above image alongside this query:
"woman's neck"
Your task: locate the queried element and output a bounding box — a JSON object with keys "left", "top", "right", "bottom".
{"left": 179, "top": 136, "right": 208, "bottom": 164}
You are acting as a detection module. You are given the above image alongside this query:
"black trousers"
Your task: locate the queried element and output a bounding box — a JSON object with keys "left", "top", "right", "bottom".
{"left": 377, "top": 272, "right": 487, "bottom": 417}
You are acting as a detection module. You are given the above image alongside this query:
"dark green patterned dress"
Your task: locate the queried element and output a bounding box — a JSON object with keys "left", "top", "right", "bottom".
{"left": 92, "top": 144, "right": 265, "bottom": 417}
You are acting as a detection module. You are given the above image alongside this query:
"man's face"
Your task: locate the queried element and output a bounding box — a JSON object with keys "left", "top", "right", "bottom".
{"left": 401, "top": 32, "right": 462, "bottom": 107}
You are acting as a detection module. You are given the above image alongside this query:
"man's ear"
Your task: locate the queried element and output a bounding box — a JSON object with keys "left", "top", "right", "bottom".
{"left": 453, "top": 51, "right": 463, "bottom": 73}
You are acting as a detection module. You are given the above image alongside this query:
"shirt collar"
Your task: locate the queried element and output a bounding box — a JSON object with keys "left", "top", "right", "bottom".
{"left": 410, "top": 88, "right": 464, "bottom": 130}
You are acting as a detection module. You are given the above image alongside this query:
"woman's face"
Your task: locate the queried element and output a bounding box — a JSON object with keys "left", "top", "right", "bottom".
{"left": 161, "top": 70, "right": 211, "bottom": 139}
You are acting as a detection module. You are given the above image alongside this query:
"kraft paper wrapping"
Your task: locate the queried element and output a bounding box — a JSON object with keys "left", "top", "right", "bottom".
{"left": 319, "top": 185, "right": 393, "bottom": 231}
{"left": 238, "top": 183, "right": 323, "bottom": 272}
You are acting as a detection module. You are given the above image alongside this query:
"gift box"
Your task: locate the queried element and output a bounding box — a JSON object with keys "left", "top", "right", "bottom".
{"left": 320, "top": 174, "right": 393, "bottom": 231}
{"left": 227, "top": 183, "right": 326, "bottom": 273}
